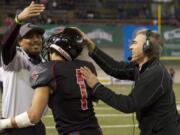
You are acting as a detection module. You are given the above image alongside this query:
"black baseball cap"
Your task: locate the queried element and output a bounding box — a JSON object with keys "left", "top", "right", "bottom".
{"left": 19, "top": 23, "right": 45, "bottom": 38}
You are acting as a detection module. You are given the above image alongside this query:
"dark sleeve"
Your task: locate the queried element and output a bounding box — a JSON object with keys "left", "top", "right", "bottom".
{"left": 93, "top": 66, "right": 165, "bottom": 113}
{"left": 93, "top": 83, "right": 136, "bottom": 113}
{"left": 1, "top": 21, "right": 21, "bottom": 65}
{"left": 89, "top": 47, "right": 135, "bottom": 80}
{"left": 30, "top": 63, "right": 52, "bottom": 89}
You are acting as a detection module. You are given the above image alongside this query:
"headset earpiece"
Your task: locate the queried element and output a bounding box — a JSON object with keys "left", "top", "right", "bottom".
{"left": 143, "top": 30, "right": 152, "bottom": 54}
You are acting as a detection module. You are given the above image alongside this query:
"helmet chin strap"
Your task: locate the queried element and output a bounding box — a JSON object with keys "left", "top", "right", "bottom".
{"left": 50, "top": 44, "right": 72, "bottom": 61}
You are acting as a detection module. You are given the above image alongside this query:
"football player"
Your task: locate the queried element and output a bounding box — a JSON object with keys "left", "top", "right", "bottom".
{"left": 0, "top": 27, "right": 103, "bottom": 135}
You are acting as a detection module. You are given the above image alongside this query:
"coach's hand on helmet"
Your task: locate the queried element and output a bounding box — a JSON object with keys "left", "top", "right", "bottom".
{"left": 83, "top": 35, "right": 96, "bottom": 54}
{"left": 17, "top": 1, "right": 45, "bottom": 22}
{"left": 69, "top": 27, "right": 96, "bottom": 54}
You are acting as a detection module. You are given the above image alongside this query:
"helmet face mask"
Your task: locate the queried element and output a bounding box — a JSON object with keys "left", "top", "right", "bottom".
{"left": 44, "top": 28, "right": 84, "bottom": 61}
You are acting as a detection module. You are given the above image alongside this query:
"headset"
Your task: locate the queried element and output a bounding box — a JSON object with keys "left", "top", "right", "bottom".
{"left": 143, "top": 29, "right": 152, "bottom": 54}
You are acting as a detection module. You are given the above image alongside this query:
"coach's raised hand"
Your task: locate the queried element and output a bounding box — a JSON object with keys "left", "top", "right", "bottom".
{"left": 17, "top": 1, "right": 45, "bottom": 22}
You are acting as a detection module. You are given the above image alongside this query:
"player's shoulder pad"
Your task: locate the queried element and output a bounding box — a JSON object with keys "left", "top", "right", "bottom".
{"left": 30, "top": 62, "right": 53, "bottom": 89}
{"left": 81, "top": 60, "right": 97, "bottom": 75}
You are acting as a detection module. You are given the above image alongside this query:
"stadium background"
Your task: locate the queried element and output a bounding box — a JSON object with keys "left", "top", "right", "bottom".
{"left": 0, "top": 0, "right": 180, "bottom": 135}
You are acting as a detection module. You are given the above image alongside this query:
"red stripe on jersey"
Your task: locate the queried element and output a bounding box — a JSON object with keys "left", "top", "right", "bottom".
{"left": 76, "top": 69, "right": 88, "bottom": 110}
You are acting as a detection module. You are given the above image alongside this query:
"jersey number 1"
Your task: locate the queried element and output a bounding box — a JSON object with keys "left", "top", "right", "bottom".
{"left": 76, "top": 69, "right": 88, "bottom": 110}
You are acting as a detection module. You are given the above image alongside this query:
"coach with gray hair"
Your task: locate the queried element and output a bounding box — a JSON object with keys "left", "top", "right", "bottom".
{"left": 80, "top": 29, "right": 180, "bottom": 135}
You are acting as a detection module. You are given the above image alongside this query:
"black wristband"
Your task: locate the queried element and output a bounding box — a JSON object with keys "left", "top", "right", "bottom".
{"left": 92, "top": 82, "right": 102, "bottom": 93}
{"left": 88, "top": 46, "right": 98, "bottom": 56}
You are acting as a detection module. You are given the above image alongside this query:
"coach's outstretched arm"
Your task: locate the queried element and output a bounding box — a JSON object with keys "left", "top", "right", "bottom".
{"left": 78, "top": 29, "right": 135, "bottom": 80}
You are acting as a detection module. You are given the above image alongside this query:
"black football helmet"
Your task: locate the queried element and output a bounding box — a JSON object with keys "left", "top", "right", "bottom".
{"left": 43, "top": 27, "right": 84, "bottom": 61}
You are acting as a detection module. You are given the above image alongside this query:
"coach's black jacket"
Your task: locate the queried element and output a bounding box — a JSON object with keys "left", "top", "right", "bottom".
{"left": 89, "top": 47, "right": 180, "bottom": 135}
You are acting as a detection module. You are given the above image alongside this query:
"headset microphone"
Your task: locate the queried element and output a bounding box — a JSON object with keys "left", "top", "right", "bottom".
{"left": 128, "top": 53, "right": 144, "bottom": 62}
{"left": 128, "top": 56, "right": 132, "bottom": 61}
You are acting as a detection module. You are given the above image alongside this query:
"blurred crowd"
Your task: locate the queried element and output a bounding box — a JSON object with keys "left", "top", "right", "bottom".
{"left": 0, "top": 0, "right": 180, "bottom": 26}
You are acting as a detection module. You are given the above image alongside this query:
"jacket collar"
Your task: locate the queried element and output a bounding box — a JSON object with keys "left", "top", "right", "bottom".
{"left": 139, "top": 57, "right": 158, "bottom": 73}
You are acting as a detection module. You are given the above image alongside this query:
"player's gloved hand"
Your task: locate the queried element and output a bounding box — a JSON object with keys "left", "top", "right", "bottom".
{"left": 0, "top": 118, "right": 12, "bottom": 131}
